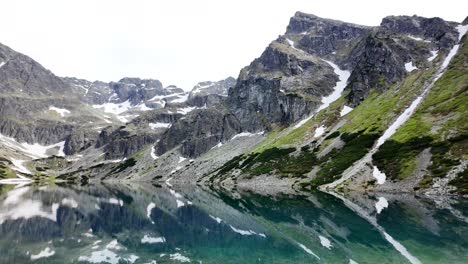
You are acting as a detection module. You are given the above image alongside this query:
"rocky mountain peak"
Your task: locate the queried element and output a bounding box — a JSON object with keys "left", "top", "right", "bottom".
{"left": 380, "top": 15, "right": 459, "bottom": 48}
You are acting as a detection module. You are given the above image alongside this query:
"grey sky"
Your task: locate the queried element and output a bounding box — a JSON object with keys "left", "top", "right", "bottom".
{"left": 1, "top": 0, "right": 466, "bottom": 90}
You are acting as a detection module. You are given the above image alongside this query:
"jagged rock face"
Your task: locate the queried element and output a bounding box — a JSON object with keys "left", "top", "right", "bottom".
{"left": 190, "top": 77, "right": 236, "bottom": 97}
{"left": 96, "top": 125, "right": 160, "bottom": 159}
{"left": 156, "top": 108, "right": 241, "bottom": 158}
{"left": 0, "top": 44, "right": 76, "bottom": 97}
{"left": 227, "top": 39, "right": 337, "bottom": 131}
{"left": 345, "top": 33, "right": 408, "bottom": 106}
{"left": 187, "top": 94, "right": 225, "bottom": 108}
{"left": 110, "top": 78, "right": 164, "bottom": 105}
{"left": 380, "top": 15, "right": 459, "bottom": 48}
{"left": 287, "top": 11, "right": 371, "bottom": 66}
{"left": 64, "top": 129, "right": 99, "bottom": 155}
{"left": 344, "top": 16, "right": 460, "bottom": 106}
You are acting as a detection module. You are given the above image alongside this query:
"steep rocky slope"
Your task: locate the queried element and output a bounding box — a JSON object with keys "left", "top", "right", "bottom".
{"left": 0, "top": 12, "right": 466, "bottom": 196}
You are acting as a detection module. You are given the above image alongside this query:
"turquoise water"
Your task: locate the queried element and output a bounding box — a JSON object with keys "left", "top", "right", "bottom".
{"left": 0, "top": 183, "right": 466, "bottom": 263}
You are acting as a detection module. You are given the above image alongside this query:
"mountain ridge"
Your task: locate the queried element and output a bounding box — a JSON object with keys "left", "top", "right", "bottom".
{"left": 0, "top": 12, "right": 467, "bottom": 196}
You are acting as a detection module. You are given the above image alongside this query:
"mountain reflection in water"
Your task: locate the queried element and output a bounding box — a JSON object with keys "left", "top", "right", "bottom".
{"left": 0, "top": 183, "right": 467, "bottom": 264}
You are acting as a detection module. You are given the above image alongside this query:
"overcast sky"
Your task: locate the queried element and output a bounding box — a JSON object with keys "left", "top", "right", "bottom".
{"left": 1, "top": 0, "right": 466, "bottom": 90}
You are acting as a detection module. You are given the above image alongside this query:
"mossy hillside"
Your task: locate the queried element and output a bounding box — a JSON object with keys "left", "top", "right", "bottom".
{"left": 216, "top": 146, "right": 317, "bottom": 178}
{"left": 0, "top": 158, "right": 16, "bottom": 179}
{"left": 251, "top": 95, "right": 346, "bottom": 153}
{"left": 373, "top": 39, "right": 468, "bottom": 190}
{"left": 309, "top": 132, "right": 379, "bottom": 188}
{"left": 449, "top": 169, "right": 468, "bottom": 195}
{"left": 339, "top": 68, "right": 435, "bottom": 135}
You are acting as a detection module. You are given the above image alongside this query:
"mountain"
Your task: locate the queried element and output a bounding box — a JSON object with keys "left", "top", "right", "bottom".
{"left": 0, "top": 12, "right": 467, "bottom": 196}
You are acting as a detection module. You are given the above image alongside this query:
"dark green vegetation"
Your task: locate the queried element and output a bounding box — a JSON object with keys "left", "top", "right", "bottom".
{"left": 449, "top": 169, "right": 468, "bottom": 195}
{"left": 309, "top": 132, "right": 379, "bottom": 188}
{"left": 110, "top": 158, "right": 137, "bottom": 174}
{"left": 372, "top": 38, "right": 468, "bottom": 193}
{"left": 216, "top": 146, "right": 317, "bottom": 178}
{"left": 0, "top": 158, "right": 15, "bottom": 179}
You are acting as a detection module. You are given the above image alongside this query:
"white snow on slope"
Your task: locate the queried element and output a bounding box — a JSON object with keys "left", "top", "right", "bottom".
{"left": 49, "top": 106, "right": 70, "bottom": 117}
{"left": 319, "top": 235, "right": 332, "bottom": 249}
{"left": 314, "top": 125, "right": 326, "bottom": 138}
{"left": 171, "top": 93, "right": 189, "bottom": 103}
{"left": 404, "top": 62, "right": 418, "bottom": 72}
{"left": 376, "top": 94, "right": 423, "bottom": 148}
{"left": 340, "top": 105, "right": 353, "bottom": 116}
{"left": 147, "top": 202, "right": 156, "bottom": 223}
{"left": 456, "top": 24, "right": 468, "bottom": 41}
{"left": 231, "top": 131, "right": 264, "bottom": 140}
{"left": 149, "top": 123, "right": 171, "bottom": 129}
{"left": 297, "top": 243, "right": 320, "bottom": 259}
{"left": 176, "top": 200, "right": 185, "bottom": 208}
{"left": 93, "top": 100, "right": 131, "bottom": 115}
{"left": 294, "top": 60, "right": 350, "bottom": 129}
{"left": 317, "top": 60, "right": 351, "bottom": 112}
{"left": 427, "top": 50, "right": 438, "bottom": 62}
{"left": 0, "top": 61, "right": 6, "bottom": 68}
{"left": 0, "top": 201, "right": 59, "bottom": 224}
{"left": 441, "top": 45, "right": 460, "bottom": 70}
{"left": 3, "top": 186, "right": 29, "bottom": 205}
{"left": 375, "top": 197, "right": 389, "bottom": 214}
{"left": 192, "top": 82, "right": 213, "bottom": 94}
{"left": 61, "top": 198, "right": 78, "bottom": 208}
{"left": 141, "top": 235, "right": 166, "bottom": 244}
{"left": 150, "top": 146, "right": 159, "bottom": 160}
{"left": 407, "top": 35, "right": 431, "bottom": 43}
{"left": 286, "top": 38, "right": 302, "bottom": 52}
{"left": 372, "top": 166, "right": 387, "bottom": 184}
{"left": 0, "top": 133, "right": 65, "bottom": 159}
{"left": 30, "top": 247, "right": 55, "bottom": 260}
{"left": 136, "top": 103, "right": 152, "bottom": 111}
{"left": 177, "top": 106, "right": 197, "bottom": 115}
{"left": 170, "top": 253, "right": 191, "bottom": 263}
{"left": 209, "top": 215, "right": 222, "bottom": 224}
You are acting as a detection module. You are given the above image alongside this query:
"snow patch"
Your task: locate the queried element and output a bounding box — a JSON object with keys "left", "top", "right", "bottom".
{"left": 171, "top": 93, "right": 189, "bottom": 103}
{"left": 375, "top": 197, "right": 389, "bottom": 214}
{"left": 93, "top": 100, "right": 131, "bottom": 115}
{"left": 147, "top": 202, "right": 156, "bottom": 223}
{"left": 150, "top": 146, "right": 159, "bottom": 160}
{"left": 427, "top": 50, "right": 438, "bottom": 62}
{"left": 297, "top": 243, "right": 320, "bottom": 259}
{"left": 372, "top": 166, "right": 386, "bottom": 184}
{"left": 404, "top": 62, "right": 418, "bottom": 72}
{"left": 313, "top": 125, "right": 326, "bottom": 138}
{"left": 61, "top": 198, "right": 78, "bottom": 208}
{"left": 141, "top": 235, "right": 166, "bottom": 244}
{"left": 340, "top": 105, "right": 353, "bottom": 116}
{"left": 0, "top": 201, "right": 59, "bottom": 224}
{"left": 108, "top": 198, "right": 124, "bottom": 206}
{"left": 0, "top": 61, "right": 6, "bottom": 68}
{"left": 78, "top": 249, "right": 120, "bottom": 264}
{"left": 319, "top": 235, "right": 332, "bottom": 249}
{"left": 169, "top": 253, "right": 191, "bottom": 263}
{"left": 231, "top": 131, "right": 264, "bottom": 140}
{"left": 407, "top": 35, "right": 431, "bottom": 43}
{"left": 456, "top": 24, "right": 468, "bottom": 41}
{"left": 31, "top": 247, "right": 55, "bottom": 260}
{"left": 0, "top": 133, "right": 65, "bottom": 159}
{"left": 294, "top": 60, "right": 350, "bottom": 129}
{"left": 177, "top": 106, "right": 197, "bottom": 115}
{"left": 149, "top": 123, "right": 171, "bottom": 129}
{"left": 209, "top": 215, "right": 222, "bottom": 224}
{"left": 49, "top": 106, "right": 71, "bottom": 117}
{"left": 176, "top": 200, "right": 185, "bottom": 208}
{"left": 376, "top": 95, "right": 423, "bottom": 147}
